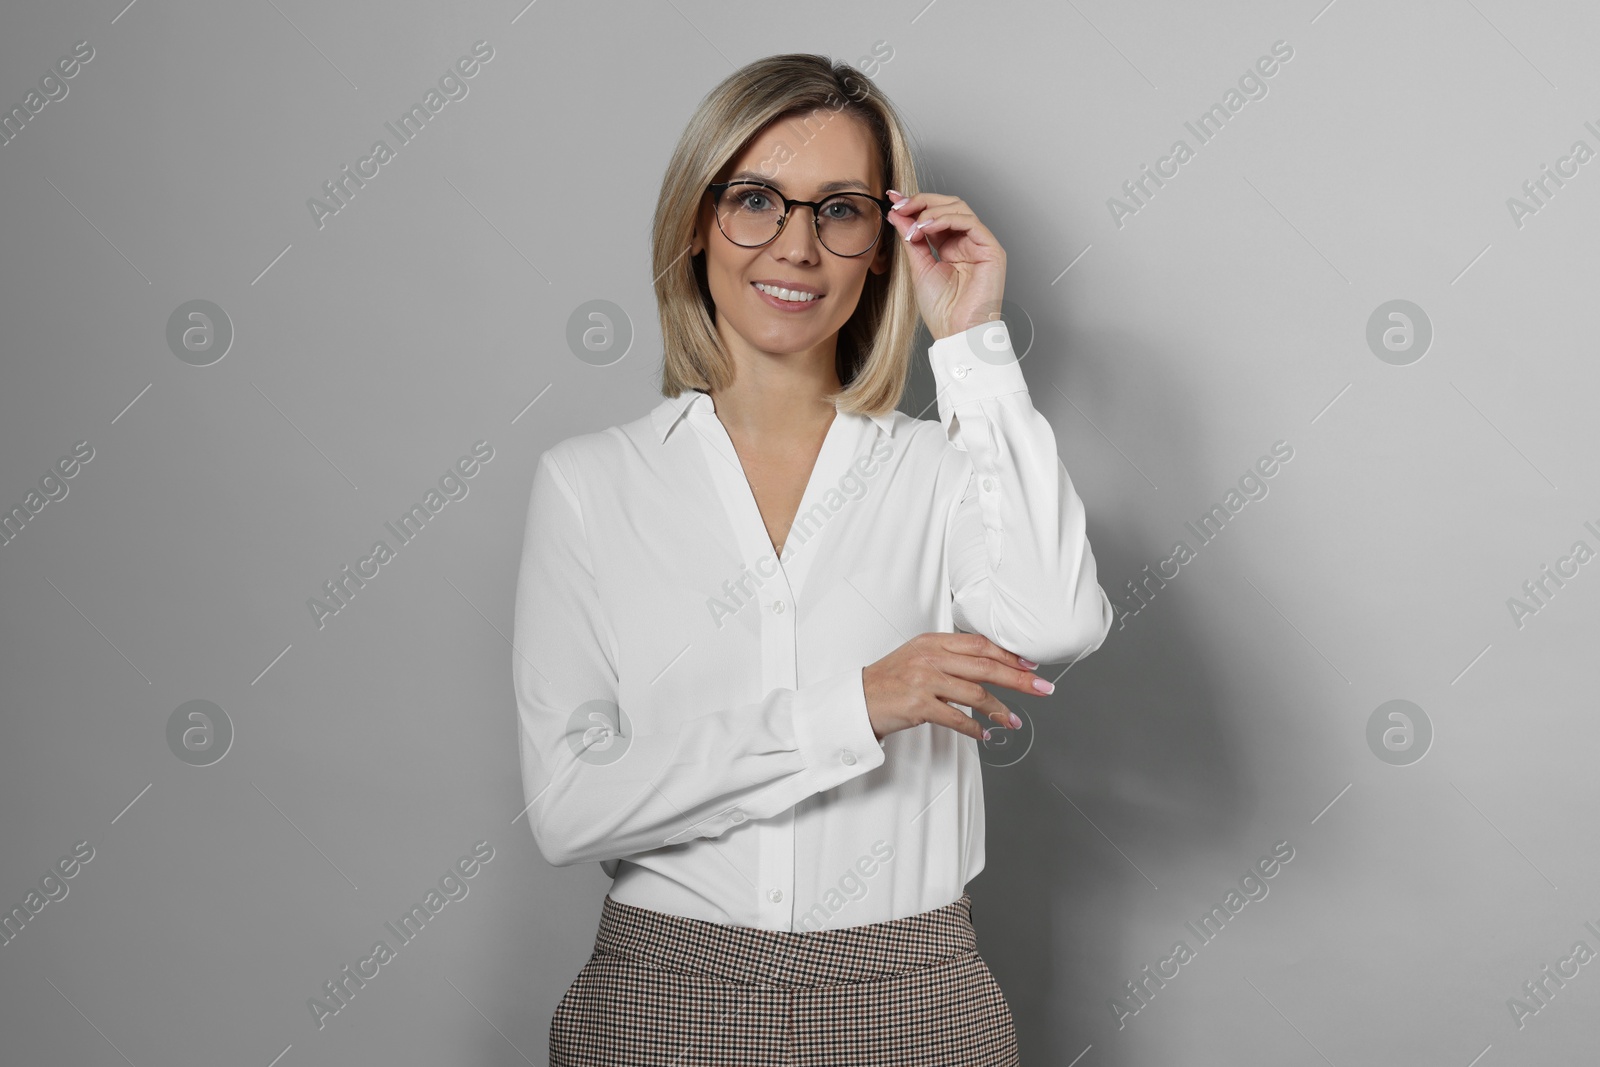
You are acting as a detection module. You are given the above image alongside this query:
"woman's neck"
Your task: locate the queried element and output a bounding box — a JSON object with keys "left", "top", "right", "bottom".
{"left": 707, "top": 332, "right": 843, "bottom": 443}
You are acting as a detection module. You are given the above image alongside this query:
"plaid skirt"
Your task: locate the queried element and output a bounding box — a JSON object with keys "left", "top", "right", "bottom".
{"left": 550, "top": 889, "right": 1019, "bottom": 1066}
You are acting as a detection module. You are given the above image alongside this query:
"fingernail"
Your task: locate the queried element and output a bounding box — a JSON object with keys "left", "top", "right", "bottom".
{"left": 982, "top": 728, "right": 992, "bottom": 741}
{"left": 887, "top": 188, "right": 903, "bottom": 199}
{"left": 1018, "top": 657, "right": 1039, "bottom": 669}
{"left": 1008, "top": 712, "right": 1023, "bottom": 730}
{"left": 1032, "top": 677, "right": 1054, "bottom": 694}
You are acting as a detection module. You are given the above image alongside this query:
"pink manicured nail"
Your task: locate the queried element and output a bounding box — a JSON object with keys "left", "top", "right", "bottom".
{"left": 1032, "top": 678, "right": 1054, "bottom": 695}
{"left": 1018, "top": 657, "right": 1039, "bottom": 669}
{"left": 982, "top": 728, "right": 992, "bottom": 741}
{"left": 1008, "top": 712, "right": 1023, "bottom": 730}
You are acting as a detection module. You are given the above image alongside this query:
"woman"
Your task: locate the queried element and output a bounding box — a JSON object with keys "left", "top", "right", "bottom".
{"left": 514, "top": 52, "right": 1114, "bottom": 1067}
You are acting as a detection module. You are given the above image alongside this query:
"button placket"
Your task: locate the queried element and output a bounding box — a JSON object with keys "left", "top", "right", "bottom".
{"left": 758, "top": 566, "right": 798, "bottom": 929}
{"left": 691, "top": 403, "right": 843, "bottom": 929}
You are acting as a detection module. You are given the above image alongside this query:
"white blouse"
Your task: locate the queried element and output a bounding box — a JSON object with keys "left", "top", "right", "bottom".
{"left": 513, "top": 319, "right": 1114, "bottom": 931}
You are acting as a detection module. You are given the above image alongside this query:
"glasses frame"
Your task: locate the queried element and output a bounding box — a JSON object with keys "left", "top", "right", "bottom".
{"left": 706, "top": 180, "right": 894, "bottom": 258}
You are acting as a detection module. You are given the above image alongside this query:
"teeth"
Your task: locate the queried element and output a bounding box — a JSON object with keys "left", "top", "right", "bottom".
{"left": 755, "top": 282, "right": 818, "bottom": 302}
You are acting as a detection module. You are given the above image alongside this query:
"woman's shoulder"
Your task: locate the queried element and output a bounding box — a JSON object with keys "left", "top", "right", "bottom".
{"left": 885, "top": 409, "right": 963, "bottom": 464}
{"left": 533, "top": 397, "right": 675, "bottom": 477}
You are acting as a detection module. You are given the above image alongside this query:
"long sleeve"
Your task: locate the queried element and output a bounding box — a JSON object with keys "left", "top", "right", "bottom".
{"left": 933, "top": 320, "right": 1114, "bottom": 666}
{"left": 512, "top": 446, "right": 885, "bottom": 869}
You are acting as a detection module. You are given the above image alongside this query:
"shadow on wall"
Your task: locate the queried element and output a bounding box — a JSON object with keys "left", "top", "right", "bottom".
{"left": 904, "top": 311, "right": 1254, "bottom": 1066}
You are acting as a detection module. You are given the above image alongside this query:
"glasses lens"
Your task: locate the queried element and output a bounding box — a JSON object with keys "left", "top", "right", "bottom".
{"left": 714, "top": 184, "right": 884, "bottom": 256}
{"left": 716, "top": 184, "right": 784, "bottom": 247}
{"left": 815, "top": 194, "right": 884, "bottom": 256}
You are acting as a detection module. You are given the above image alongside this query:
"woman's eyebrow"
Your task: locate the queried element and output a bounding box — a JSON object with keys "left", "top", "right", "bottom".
{"left": 728, "top": 170, "right": 872, "bottom": 194}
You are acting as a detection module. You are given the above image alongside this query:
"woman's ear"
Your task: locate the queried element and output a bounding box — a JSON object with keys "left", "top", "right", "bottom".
{"left": 690, "top": 198, "right": 712, "bottom": 256}
{"left": 867, "top": 230, "right": 893, "bottom": 276}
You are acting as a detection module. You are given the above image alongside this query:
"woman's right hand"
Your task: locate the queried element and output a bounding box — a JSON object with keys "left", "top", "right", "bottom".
{"left": 862, "top": 632, "right": 1053, "bottom": 742}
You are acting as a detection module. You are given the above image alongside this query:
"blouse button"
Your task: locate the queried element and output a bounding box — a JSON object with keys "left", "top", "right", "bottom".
{"left": 772, "top": 600, "right": 786, "bottom": 613}
{"left": 981, "top": 477, "right": 995, "bottom": 492}
{"left": 840, "top": 750, "right": 857, "bottom": 766}
{"left": 768, "top": 888, "right": 784, "bottom": 903}
{"left": 729, "top": 810, "right": 746, "bottom": 824}
{"left": 952, "top": 364, "right": 970, "bottom": 379}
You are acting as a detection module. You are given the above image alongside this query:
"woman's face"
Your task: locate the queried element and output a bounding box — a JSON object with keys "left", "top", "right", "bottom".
{"left": 692, "top": 110, "right": 893, "bottom": 365}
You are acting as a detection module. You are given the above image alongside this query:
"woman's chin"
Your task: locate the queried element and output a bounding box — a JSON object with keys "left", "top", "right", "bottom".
{"left": 727, "top": 317, "right": 827, "bottom": 355}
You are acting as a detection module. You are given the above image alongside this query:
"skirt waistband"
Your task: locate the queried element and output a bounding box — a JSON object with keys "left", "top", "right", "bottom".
{"left": 591, "top": 890, "right": 976, "bottom": 989}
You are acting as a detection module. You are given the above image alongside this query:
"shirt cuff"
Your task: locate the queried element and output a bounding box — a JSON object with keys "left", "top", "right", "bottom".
{"left": 927, "top": 320, "right": 1031, "bottom": 442}
{"left": 792, "top": 666, "right": 886, "bottom": 789}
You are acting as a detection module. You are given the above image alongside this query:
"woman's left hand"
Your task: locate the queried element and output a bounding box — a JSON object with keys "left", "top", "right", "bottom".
{"left": 884, "top": 189, "right": 1006, "bottom": 342}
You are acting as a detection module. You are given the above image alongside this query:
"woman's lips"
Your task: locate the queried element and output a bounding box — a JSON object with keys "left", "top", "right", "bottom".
{"left": 752, "top": 282, "right": 824, "bottom": 312}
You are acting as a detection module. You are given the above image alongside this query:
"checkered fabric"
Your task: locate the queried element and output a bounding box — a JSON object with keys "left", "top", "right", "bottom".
{"left": 549, "top": 890, "right": 1020, "bottom": 1066}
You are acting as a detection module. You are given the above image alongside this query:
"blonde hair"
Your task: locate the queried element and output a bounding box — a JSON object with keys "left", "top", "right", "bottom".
{"left": 651, "top": 53, "right": 921, "bottom": 418}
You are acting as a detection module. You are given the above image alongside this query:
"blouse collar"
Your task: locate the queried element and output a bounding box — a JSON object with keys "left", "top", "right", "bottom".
{"left": 652, "top": 390, "right": 895, "bottom": 443}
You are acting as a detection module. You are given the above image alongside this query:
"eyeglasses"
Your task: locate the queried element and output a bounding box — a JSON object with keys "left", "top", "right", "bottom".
{"left": 706, "top": 180, "right": 893, "bottom": 258}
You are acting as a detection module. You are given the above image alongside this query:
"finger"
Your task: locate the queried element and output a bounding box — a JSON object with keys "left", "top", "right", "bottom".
{"left": 883, "top": 196, "right": 954, "bottom": 232}
{"left": 934, "top": 674, "right": 1020, "bottom": 730}
{"left": 906, "top": 207, "right": 976, "bottom": 227}
{"left": 885, "top": 194, "right": 958, "bottom": 244}
{"left": 892, "top": 641, "right": 1008, "bottom": 739}
{"left": 902, "top": 211, "right": 989, "bottom": 246}
{"left": 890, "top": 198, "right": 971, "bottom": 230}
{"left": 934, "top": 631, "right": 1041, "bottom": 675}
{"left": 901, "top": 214, "right": 961, "bottom": 246}
{"left": 937, "top": 647, "right": 1052, "bottom": 698}
{"left": 923, "top": 695, "right": 987, "bottom": 741}
{"left": 888, "top": 210, "right": 945, "bottom": 266}
{"left": 941, "top": 689, "right": 1015, "bottom": 738}
{"left": 923, "top": 633, "right": 1049, "bottom": 697}
{"left": 900, "top": 636, "right": 1027, "bottom": 733}
{"left": 886, "top": 190, "right": 961, "bottom": 217}
{"left": 884, "top": 203, "right": 917, "bottom": 241}
{"left": 896, "top": 199, "right": 971, "bottom": 220}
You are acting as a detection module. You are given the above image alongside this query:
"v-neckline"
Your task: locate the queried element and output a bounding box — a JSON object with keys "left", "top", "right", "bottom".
{"left": 753, "top": 411, "right": 836, "bottom": 560}
{"left": 689, "top": 397, "right": 858, "bottom": 603}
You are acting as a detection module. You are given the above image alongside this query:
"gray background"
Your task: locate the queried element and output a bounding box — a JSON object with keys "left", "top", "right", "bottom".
{"left": 2, "top": 0, "right": 1596, "bottom": 1064}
